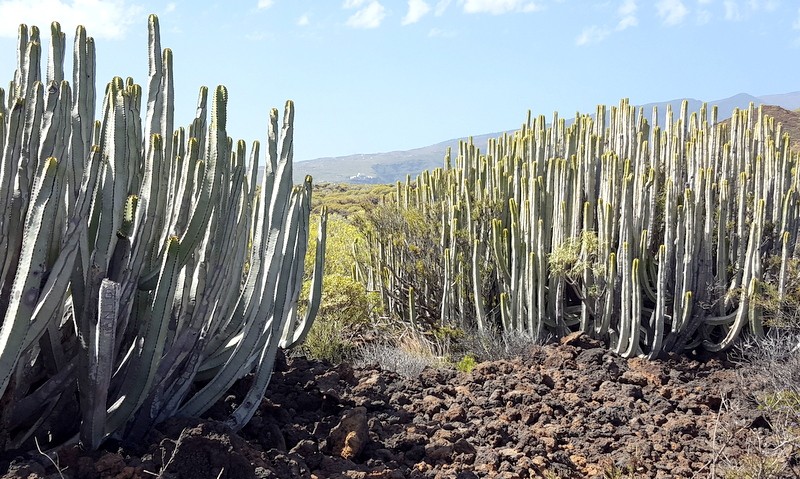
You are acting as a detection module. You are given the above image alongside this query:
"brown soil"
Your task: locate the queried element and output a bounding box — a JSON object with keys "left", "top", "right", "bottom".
{"left": 0, "top": 332, "right": 796, "bottom": 479}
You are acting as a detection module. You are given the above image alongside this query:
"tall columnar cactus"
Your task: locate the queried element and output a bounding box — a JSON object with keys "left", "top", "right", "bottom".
{"left": 0, "top": 15, "right": 326, "bottom": 451}
{"left": 361, "top": 96, "right": 799, "bottom": 356}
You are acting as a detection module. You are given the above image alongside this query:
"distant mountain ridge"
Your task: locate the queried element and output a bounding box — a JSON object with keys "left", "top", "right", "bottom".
{"left": 293, "top": 91, "right": 800, "bottom": 184}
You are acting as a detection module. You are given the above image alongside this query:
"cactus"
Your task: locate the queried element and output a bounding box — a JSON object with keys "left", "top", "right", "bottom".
{"left": 0, "top": 15, "right": 325, "bottom": 451}
{"left": 360, "top": 95, "right": 797, "bottom": 356}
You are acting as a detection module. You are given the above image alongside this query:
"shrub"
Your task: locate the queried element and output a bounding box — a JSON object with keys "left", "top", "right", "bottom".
{"left": 724, "top": 331, "right": 800, "bottom": 476}
{"left": 456, "top": 354, "right": 477, "bottom": 373}
{"left": 298, "top": 318, "right": 357, "bottom": 364}
{"left": 355, "top": 342, "right": 442, "bottom": 377}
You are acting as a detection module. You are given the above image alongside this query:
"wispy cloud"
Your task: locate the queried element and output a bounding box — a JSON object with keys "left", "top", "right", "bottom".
{"left": 576, "top": 0, "right": 637, "bottom": 46}
{"left": 164, "top": 2, "right": 176, "bottom": 13}
{"left": 748, "top": 0, "right": 779, "bottom": 12}
{"left": 575, "top": 25, "right": 610, "bottom": 45}
{"left": 617, "top": 0, "right": 638, "bottom": 30}
{"left": 403, "top": 0, "right": 431, "bottom": 25}
{"left": 344, "top": 0, "right": 386, "bottom": 28}
{"left": 694, "top": 0, "right": 711, "bottom": 24}
{"left": 656, "top": 0, "right": 689, "bottom": 25}
{"left": 461, "top": 0, "right": 541, "bottom": 15}
{"left": 794, "top": 7, "right": 800, "bottom": 29}
{"left": 257, "top": 0, "right": 273, "bottom": 9}
{"left": 428, "top": 27, "right": 456, "bottom": 37}
{"left": 297, "top": 14, "right": 310, "bottom": 26}
{"left": 723, "top": 0, "right": 742, "bottom": 20}
{"left": 0, "top": 0, "right": 142, "bottom": 39}
{"left": 434, "top": 0, "right": 451, "bottom": 15}
{"left": 723, "top": 0, "right": 779, "bottom": 21}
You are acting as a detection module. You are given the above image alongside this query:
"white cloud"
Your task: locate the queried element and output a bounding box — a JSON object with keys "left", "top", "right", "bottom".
{"left": 748, "top": 0, "right": 778, "bottom": 12}
{"left": 722, "top": 0, "right": 779, "bottom": 21}
{"left": 164, "top": 2, "right": 176, "bottom": 13}
{"left": 297, "top": 14, "right": 310, "bottom": 26}
{"left": 656, "top": 0, "right": 689, "bottom": 25}
{"left": 402, "top": 0, "right": 431, "bottom": 25}
{"left": 794, "top": 7, "right": 800, "bottom": 29}
{"left": 619, "top": 0, "right": 637, "bottom": 17}
{"left": 434, "top": 0, "right": 451, "bottom": 15}
{"left": 617, "top": 0, "right": 638, "bottom": 30}
{"left": 0, "top": 0, "right": 142, "bottom": 39}
{"left": 575, "top": 25, "right": 610, "bottom": 45}
{"left": 428, "top": 27, "right": 456, "bottom": 37}
{"left": 723, "top": 0, "right": 741, "bottom": 19}
{"left": 344, "top": 0, "right": 386, "bottom": 28}
{"left": 257, "top": 0, "right": 273, "bottom": 9}
{"left": 461, "top": 0, "right": 541, "bottom": 15}
{"left": 694, "top": 0, "right": 711, "bottom": 22}
{"left": 576, "top": 1, "right": 638, "bottom": 46}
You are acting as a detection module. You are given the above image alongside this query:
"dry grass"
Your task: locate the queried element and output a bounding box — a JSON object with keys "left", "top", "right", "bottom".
{"left": 711, "top": 330, "right": 800, "bottom": 478}
{"left": 352, "top": 324, "right": 545, "bottom": 377}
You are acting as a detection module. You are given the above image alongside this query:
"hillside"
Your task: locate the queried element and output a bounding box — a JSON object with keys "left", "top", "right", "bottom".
{"left": 293, "top": 91, "right": 800, "bottom": 184}
{"left": 761, "top": 105, "right": 800, "bottom": 151}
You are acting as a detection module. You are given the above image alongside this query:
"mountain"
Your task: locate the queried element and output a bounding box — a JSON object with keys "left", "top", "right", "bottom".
{"left": 293, "top": 91, "right": 800, "bottom": 184}
{"left": 292, "top": 132, "right": 502, "bottom": 185}
{"left": 756, "top": 91, "right": 800, "bottom": 111}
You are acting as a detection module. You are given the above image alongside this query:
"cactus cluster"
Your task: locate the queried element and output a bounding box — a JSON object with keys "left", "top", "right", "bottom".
{"left": 0, "top": 15, "right": 325, "bottom": 451}
{"left": 361, "top": 100, "right": 798, "bottom": 357}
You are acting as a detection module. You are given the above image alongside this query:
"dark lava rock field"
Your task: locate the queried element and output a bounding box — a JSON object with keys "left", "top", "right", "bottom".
{"left": 2, "top": 332, "right": 797, "bottom": 478}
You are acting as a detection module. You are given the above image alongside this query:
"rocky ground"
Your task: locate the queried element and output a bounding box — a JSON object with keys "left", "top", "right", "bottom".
{"left": 1, "top": 332, "right": 798, "bottom": 479}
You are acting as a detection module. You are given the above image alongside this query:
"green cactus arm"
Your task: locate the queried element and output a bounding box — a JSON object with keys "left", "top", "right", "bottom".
{"left": 46, "top": 22, "right": 65, "bottom": 84}
{"left": 90, "top": 77, "right": 130, "bottom": 273}
{"left": 621, "top": 258, "right": 641, "bottom": 358}
{"left": 615, "top": 242, "right": 632, "bottom": 355}
{"left": 597, "top": 252, "right": 617, "bottom": 337}
{"left": 68, "top": 25, "right": 95, "bottom": 204}
{"left": 778, "top": 231, "right": 790, "bottom": 300}
{"left": 16, "top": 82, "right": 44, "bottom": 211}
{"left": 131, "top": 179, "right": 254, "bottom": 434}
{"left": 199, "top": 106, "right": 284, "bottom": 359}
{"left": 0, "top": 99, "right": 26, "bottom": 283}
{"left": 647, "top": 245, "right": 668, "bottom": 359}
{"left": 15, "top": 26, "right": 41, "bottom": 101}
{"left": 104, "top": 235, "right": 182, "bottom": 435}
{"left": 180, "top": 189, "right": 302, "bottom": 418}
{"left": 175, "top": 85, "right": 226, "bottom": 267}
{"left": 281, "top": 200, "right": 327, "bottom": 349}
{"left": 160, "top": 47, "right": 174, "bottom": 169}
{"left": 703, "top": 281, "right": 751, "bottom": 353}
{"left": 0, "top": 157, "right": 61, "bottom": 397}
{"left": 80, "top": 278, "right": 119, "bottom": 449}
{"left": 142, "top": 14, "right": 163, "bottom": 158}
{"left": 228, "top": 190, "right": 312, "bottom": 431}
{"left": 181, "top": 100, "right": 299, "bottom": 414}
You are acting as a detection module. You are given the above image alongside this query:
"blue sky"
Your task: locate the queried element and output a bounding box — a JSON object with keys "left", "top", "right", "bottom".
{"left": 0, "top": 0, "right": 798, "bottom": 161}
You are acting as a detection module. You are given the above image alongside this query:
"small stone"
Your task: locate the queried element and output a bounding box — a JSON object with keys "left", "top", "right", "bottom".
{"left": 326, "top": 406, "right": 369, "bottom": 460}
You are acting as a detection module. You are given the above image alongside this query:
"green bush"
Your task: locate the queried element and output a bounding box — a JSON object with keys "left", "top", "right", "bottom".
{"left": 456, "top": 354, "right": 477, "bottom": 373}
{"left": 299, "top": 318, "right": 357, "bottom": 364}
{"left": 314, "top": 274, "right": 381, "bottom": 324}
{"left": 298, "top": 208, "right": 384, "bottom": 362}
